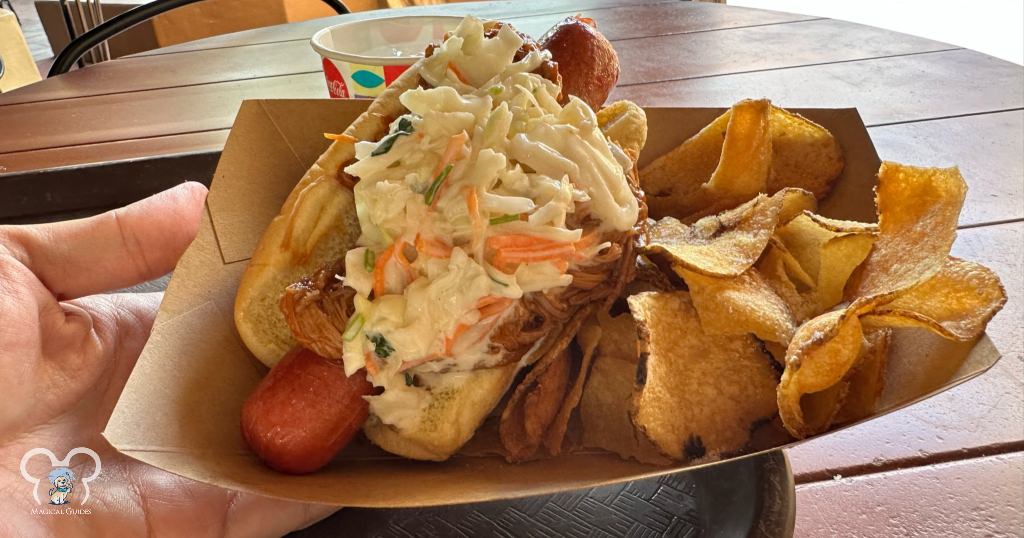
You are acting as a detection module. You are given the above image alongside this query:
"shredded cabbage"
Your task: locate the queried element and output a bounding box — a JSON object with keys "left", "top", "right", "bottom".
{"left": 339, "top": 15, "right": 638, "bottom": 430}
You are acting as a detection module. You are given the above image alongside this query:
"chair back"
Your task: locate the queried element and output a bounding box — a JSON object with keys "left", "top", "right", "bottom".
{"left": 49, "top": 0, "right": 350, "bottom": 76}
{"left": 0, "top": 7, "right": 43, "bottom": 92}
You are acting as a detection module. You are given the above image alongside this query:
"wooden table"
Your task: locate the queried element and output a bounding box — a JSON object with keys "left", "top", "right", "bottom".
{"left": 1, "top": 0, "right": 1021, "bottom": 534}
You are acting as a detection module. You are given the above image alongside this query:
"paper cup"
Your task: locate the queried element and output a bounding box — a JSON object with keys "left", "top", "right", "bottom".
{"left": 310, "top": 16, "right": 462, "bottom": 99}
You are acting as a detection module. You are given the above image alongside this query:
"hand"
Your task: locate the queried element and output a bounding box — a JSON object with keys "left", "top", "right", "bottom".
{"left": 0, "top": 183, "right": 336, "bottom": 536}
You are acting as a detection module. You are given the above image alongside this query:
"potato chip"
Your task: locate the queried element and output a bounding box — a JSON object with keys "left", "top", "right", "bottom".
{"left": 579, "top": 351, "right": 670, "bottom": 465}
{"left": 643, "top": 101, "right": 841, "bottom": 221}
{"left": 644, "top": 100, "right": 771, "bottom": 220}
{"left": 598, "top": 100, "right": 648, "bottom": 158}
{"left": 629, "top": 255, "right": 677, "bottom": 294}
{"left": 776, "top": 214, "right": 875, "bottom": 313}
{"left": 774, "top": 162, "right": 1002, "bottom": 440}
{"left": 804, "top": 212, "right": 878, "bottom": 234}
{"left": 834, "top": 328, "right": 891, "bottom": 425}
{"left": 692, "top": 99, "right": 773, "bottom": 218}
{"left": 763, "top": 237, "right": 816, "bottom": 290}
{"left": 847, "top": 162, "right": 967, "bottom": 303}
{"left": 642, "top": 109, "right": 731, "bottom": 219}
{"left": 756, "top": 241, "right": 819, "bottom": 324}
{"left": 644, "top": 193, "right": 781, "bottom": 277}
{"left": 543, "top": 320, "right": 602, "bottom": 456}
{"left": 767, "top": 106, "right": 845, "bottom": 198}
{"left": 862, "top": 257, "right": 1006, "bottom": 341}
{"left": 777, "top": 307, "right": 864, "bottom": 438}
{"left": 499, "top": 306, "right": 594, "bottom": 462}
{"left": 578, "top": 311, "right": 669, "bottom": 465}
{"left": 595, "top": 309, "right": 640, "bottom": 360}
{"left": 629, "top": 291, "right": 779, "bottom": 459}
{"left": 776, "top": 188, "right": 819, "bottom": 224}
{"left": 679, "top": 267, "right": 796, "bottom": 345}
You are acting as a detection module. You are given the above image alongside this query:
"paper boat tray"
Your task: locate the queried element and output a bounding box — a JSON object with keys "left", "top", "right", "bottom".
{"left": 104, "top": 100, "right": 1001, "bottom": 507}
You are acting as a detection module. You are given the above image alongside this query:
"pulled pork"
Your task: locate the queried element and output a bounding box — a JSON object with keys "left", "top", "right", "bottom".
{"left": 279, "top": 258, "right": 355, "bottom": 359}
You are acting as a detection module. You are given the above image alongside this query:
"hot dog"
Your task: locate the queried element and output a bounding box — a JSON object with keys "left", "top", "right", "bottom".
{"left": 241, "top": 348, "right": 373, "bottom": 474}
{"left": 235, "top": 15, "right": 645, "bottom": 472}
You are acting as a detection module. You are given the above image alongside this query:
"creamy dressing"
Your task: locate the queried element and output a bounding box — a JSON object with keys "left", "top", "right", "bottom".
{"left": 338, "top": 15, "right": 637, "bottom": 431}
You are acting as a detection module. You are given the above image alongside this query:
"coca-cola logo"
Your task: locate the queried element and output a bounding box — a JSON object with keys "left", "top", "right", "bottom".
{"left": 328, "top": 79, "right": 348, "bottom": 98}
{"left": 321, "top": 58, "right": 349, "bottom": 98}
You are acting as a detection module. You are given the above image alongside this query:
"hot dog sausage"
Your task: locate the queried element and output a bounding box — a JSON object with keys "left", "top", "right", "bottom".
{"left": 540, "top": 16, "right": 620, "bottom": 111}
{"left": 241, "top": 347, "right": 373, "bottom": 474}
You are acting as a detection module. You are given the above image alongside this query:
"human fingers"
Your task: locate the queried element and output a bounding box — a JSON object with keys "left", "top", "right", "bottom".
{"left": 0, "top": 182, "right": 207, "bottom": 300}
{"left": 54, "top": 292, "right": 163, "bottom": 428}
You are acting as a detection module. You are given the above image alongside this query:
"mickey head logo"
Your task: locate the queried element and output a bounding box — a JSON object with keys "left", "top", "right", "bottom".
{"left": 20, "top": 447, "right": 102, "bottom": 505}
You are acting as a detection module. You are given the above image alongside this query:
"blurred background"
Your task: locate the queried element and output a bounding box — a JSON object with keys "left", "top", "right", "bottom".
{"left": 730, "top": 0, "right": 1023, "bottom": 65}
{"left": 2, "top": 0, "right": 1022, "bottom": 93}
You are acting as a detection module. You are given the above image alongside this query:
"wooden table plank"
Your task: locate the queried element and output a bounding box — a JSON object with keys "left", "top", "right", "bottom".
{"left": 0, "top": 73, "right": 324, "bottom": 154}
{"left": 786, "top": 221, "right": 1024, "bottom": 482}
{"left": 868, "top": 110, "right": 1024, "bottom": 227}
{"left": 0, "top": 3, "right": 821, "bottom": 106}
{"left": 0, "top": 129, "right": 229, "bottom": 175}
{"left": 0, "top": 40, "right": 324, "bottom": 107}
{"left": 795, "top": 453, "right": 1024, "bottom": 536}
{"left": 615, "top": 19, "right": 955, "bottom": 86}
{"left": 506, "top": 2, "right": 819, "bottom": 43}
{"left": 613, "top": 49, "right": 1024, "bottom": 124}
{"left": 1, "top": 44, "right": 1007, "bottom": 156}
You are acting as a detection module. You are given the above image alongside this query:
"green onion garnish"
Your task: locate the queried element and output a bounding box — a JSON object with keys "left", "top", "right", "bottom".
{"left": 342, "top": 313, "right": 364, "bottom": 342}
{"left": 404, "top": 372, "right": 414, "bottom": 386}
{"left": 367, "top": 333, "right": 395, "bottom": 358}
{"left": 489, "top": 213, "right": 520, "bottom": 225}
{"left": 488, "top": 85, "right": 503, "bottom": 96}
{"left": 424, "top": 163, "right": 454, "bottom": 205}
{"left": 371, "top": 117, "right": 414, "bottom": 157}
{"left": 363, "top": 249, "right": 376, "bottom": 272}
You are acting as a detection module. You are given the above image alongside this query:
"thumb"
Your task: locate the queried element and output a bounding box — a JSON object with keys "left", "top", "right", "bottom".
{"left": 0, "top": 182, "right": 208, "bottom": 300}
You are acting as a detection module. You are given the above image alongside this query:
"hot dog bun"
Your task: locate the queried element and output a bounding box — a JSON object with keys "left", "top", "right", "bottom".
{"left": 234, "top": 67, "right": 423, "bottom": 367}
{"left": 235, "top": 19, "right": 645, "bottom": 463}
{"left": 363, "top": 363, "right": 518, "bottom": 461}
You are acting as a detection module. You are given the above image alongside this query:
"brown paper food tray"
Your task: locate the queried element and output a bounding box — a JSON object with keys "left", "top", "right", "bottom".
{"left": 104, "top": 100, "right": 1002, "bottom": 507}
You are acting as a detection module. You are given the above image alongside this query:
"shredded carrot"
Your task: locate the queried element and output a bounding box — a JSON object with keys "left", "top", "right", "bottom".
{"left": 490, "top": 258, "right": 518, "bottom": 274}
{"left": 415, "top": 234, "right": 453, "bottom": 258}
{"left": 324, "top": 132, "right": 357, "bottom": 143}
{"left": 372, "top": 243, "right": 396, "bottom": 298}
{"left": 496, "top": 244, "right": 576, "bottom": 261}
{"left": 399, "top": 353, "right": 441, "bottom": 372}
{"left": 392, "top": 240, "right": 417, "bottom": 281}
{"left": 364, "top": 352, "right": 380, "bottom": 377}
{"left": 572, "top": 230, "right": 601, "bottom": 260}
{"left": 466, "top": 187, "right": 485, "bottom": 238}
{"left": 466, "top": 188, "right": 479, "bottom": 217}
{"left": 486, "top": 234, "right": 567, "bottom": 250}
{"left": 447, "top": 62, "right": 470, "bottom": 85}
{"left": 444, "top": 324, "right": 471, "bottom": 355}
{"left": 430, "top": 131, "right": 469, "bottom": 178}
{"left": 477, "top": 296, "right": 513, "bottom": 319}
{"left": 493, "top": 245, "right": 576, "bottom": 271}
{"left": 574, "top": 230, "right": 599, "bottom": 250}
{"left": 428, "top": 131, "right": 470, "bottom": 209}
